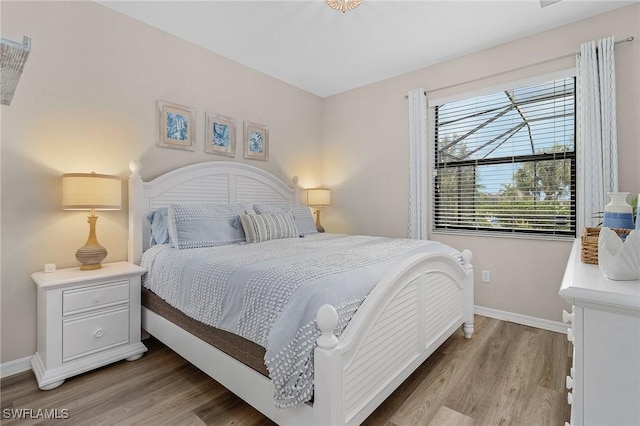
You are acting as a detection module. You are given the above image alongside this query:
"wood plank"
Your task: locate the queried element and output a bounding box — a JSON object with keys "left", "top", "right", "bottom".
{"left": 428, "top": 406, "right": 475, "bottom": 426}
{"left": 0, "top": 316, "right": 571, "bottom": 425}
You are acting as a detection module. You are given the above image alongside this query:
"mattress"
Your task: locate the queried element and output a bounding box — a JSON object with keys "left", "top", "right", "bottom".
{"left": 141, "top": 287, "right": 268, "bottom": 377}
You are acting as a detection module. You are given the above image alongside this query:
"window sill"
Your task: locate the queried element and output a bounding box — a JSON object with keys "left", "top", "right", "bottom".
{"left": 431, "top": 229, "right": 576, "bottom": 242}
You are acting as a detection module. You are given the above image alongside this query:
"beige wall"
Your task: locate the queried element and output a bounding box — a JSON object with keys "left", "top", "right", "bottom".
{"left": 0, "top": 1, "right": 324, "bottom": 363}
{"left": 2, "top": 1, "right": 638, "bottom": 365}
{"left": 322, "top": 4, "right": 640, "bottom": 322}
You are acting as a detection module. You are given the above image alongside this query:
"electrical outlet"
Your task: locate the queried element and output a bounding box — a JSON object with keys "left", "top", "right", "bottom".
{"left": 481, "top": 270, "right": 490, "bottom": 283}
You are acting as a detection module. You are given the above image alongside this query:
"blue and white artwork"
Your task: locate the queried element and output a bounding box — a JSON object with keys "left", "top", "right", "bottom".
{"left": 166, "top": 112, "right": 189, "bottom": 141}
{"left": 205, "top": 113, "right": 235, "bottom": 157}
{"left": 249, "top": 130, "right": 264, "bottom": 153}
{"left": 243, "top": 121, "right": 268, "bottom": 161}
{"left": 213, "top": 122, "right": 230, "bottom": 147}
{"left": 158, "top": 101, "right": 195, "bottom": 151}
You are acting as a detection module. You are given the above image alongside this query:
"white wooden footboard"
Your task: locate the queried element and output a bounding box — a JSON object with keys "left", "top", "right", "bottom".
{"left": 140, "top": 251, "right": 473, "bottom": 426}
{"left": 314, "top": 250, "right": 473, "bottom": 425}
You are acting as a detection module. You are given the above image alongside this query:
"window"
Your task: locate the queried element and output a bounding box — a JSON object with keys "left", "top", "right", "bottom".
{"left": 433, "top": 77, "right": 576, "bottom": 237}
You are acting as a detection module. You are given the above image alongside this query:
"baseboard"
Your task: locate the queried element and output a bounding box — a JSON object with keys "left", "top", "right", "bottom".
{"left": 475, "top": 305, "right": 568, "bottom": 334}
{"left": 0, "top": 355, "right": 33, "bottom": 379}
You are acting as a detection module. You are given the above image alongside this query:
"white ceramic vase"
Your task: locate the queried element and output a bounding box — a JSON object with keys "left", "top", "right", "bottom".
{"left": 598, "top": 227, "right": 640, "bottom": 281}
{"left": 603, "top": 192, "right": 635, "bottom": 230}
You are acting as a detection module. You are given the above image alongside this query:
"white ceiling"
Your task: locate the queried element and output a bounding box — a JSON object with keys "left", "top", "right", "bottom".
{"left": 98, "top": 0, "right": 636, "bottom": 97}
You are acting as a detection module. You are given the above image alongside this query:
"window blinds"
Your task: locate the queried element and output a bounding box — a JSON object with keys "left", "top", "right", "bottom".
{"left": 433, "top": 77, "right": 576, "bottom": 236}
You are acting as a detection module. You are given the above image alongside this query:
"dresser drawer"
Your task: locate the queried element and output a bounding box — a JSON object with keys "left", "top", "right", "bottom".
{"left": 62, "top": 306, "right": 130, "bottom": 362}
{"left": 63, "top": 280, "right": 129, "bottom": 315}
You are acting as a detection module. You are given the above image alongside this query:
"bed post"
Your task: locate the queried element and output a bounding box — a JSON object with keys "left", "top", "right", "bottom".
{"left": 292, "top": 176, "right": 302, "bottom": 205}
{"left": 313, "top": 304, "right": 344, "bottom": 426}
{"left": 128, "top": 161, "right": 143, "bottom": 265}
{"left": 461, "top": 249, "right": 474, "bottom": 338}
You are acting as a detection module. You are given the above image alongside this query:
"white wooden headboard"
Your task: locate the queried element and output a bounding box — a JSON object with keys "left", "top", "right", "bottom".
{"left": 128, "top": 161, "right": 300, "bottom": 264}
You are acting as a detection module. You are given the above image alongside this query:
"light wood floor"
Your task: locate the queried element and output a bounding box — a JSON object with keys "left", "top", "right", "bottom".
{"left": 1, "top": 316, "right": 571, "bottom": 425}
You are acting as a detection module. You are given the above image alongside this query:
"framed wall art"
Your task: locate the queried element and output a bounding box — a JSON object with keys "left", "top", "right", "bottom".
{"left": 157, "top": 100, "right": 196, "bottom": 151}
{"left": 243, "top": 121, "right": 269, "bottom": 161}
{"left": 205, "top": 112, "right": 236, "bottom": 157}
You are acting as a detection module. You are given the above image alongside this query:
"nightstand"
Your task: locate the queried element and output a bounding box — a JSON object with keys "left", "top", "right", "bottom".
{"left": 31, "top": 261, "right": 147, "bottom": 390}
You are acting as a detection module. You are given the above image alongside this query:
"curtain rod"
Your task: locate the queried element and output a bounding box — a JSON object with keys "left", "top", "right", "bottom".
{"left": 404, "top": 35, "right": 635, "bottom": 98}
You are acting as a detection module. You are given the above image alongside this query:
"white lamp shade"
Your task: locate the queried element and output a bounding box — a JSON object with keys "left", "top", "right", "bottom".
{"left": 62, "top": 173, "right": 121, "bottom": 210}
{"left": 307, "top": 188, "right": 331, "bottom": 207}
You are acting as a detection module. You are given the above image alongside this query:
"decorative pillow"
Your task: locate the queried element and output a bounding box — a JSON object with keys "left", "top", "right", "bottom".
{"left": 167, "top": 203, "right": 251, "bottom": 249}
{"left": 146, "top": 207, "right": 170, "bottom": 246}
{"left": 240, "top": 212, "right": 298, "bottom": 244}
{"left": 253, "top": 204, "right": 317, "bottom": 235}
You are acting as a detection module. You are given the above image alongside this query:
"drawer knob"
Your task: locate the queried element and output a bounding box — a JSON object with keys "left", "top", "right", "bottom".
{"left": 566, "top": 375, "right": 574, "bottom": 390}
{"left": 567, "top": 327, "right": 574, "bottom": 343}
{"left": 95, "top": 329, "right": 104, "bottom": 338}
{"left": 567, "top": 392, "right": 573, "bottom": 405}
{"left": 95, "top": 294, "right": 104, "bottom": 303}
{"left": 562, "top": 309, "right": 574, "bottom": 323}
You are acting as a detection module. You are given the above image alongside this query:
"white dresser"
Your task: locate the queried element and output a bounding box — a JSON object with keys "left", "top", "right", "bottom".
{"left": 31, "top": 262, "right": 147, "bottom": 390}
{"left": 559, "top": 239, "right": 640, "bottom": 426}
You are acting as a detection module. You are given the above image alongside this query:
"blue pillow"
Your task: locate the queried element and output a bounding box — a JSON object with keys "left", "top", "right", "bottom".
{"left": 146, "top": 208, "right": 170, "bottom": 246}
{"left": 167, "top": 203, "right": 251, "bottom": 249}
{"left": 253, "top": 204, "right": 317, "bottom": 235}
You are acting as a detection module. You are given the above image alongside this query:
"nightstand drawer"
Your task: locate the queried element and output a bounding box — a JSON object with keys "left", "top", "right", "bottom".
{"left": 63, "top": 280, "right": 129, "bottom": 315}
{"left": 62, "top": 306, "right": 130, "bottom": 362}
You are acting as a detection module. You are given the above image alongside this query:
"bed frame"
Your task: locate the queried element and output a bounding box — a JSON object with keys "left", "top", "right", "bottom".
{"left": 128, "top": 160, "right": 474, "bottom": 425}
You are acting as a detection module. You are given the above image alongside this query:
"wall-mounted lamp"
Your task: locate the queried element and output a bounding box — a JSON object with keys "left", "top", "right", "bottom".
{"left": 62, "top": 172, "right": 121, "bottom": 270}
{"left": 306, "top": 187, "right": 331, "bottom": 233}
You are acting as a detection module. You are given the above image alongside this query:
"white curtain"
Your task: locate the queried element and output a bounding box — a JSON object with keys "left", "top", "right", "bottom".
{"left": 576, "top": 36, "right": 618, "bottom": 231}
{"left": 408, "top": 88, "right": 429, "bottom": 239}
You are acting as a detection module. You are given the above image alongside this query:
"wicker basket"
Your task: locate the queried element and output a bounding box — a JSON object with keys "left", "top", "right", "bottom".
{"left": 580, "top": 227, "right": 632, "bottom": 264}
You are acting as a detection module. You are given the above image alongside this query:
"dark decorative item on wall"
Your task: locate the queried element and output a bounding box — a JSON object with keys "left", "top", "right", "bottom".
{"left": 205, "top": 112, "right": 236, "bottom": 157}
{"left": 1, "top": 36, "right": 31, "bottom": 106}
{"left": 157, "top": 100, "right": 196, "bottom": 151}
{"left": 243, "top": 121, "right": 269, "bottom": 161}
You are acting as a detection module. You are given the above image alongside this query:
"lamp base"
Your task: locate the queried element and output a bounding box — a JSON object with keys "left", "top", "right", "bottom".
{"left": 76, "top": 214, "right": 107, "bottom": 270}
{"left": 76, "top": 244, "right": 107, "bottom": 270}
{"left": 315, "top": 209, "right": 325, "bottom": 233}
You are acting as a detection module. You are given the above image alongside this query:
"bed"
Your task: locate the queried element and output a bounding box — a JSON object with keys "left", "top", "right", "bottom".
{"left": 127, "top": 160, "right": 474, "bottom": 425}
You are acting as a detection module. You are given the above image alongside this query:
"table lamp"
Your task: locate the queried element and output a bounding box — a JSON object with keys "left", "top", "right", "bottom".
{"left": 62, "top": 172, "right": 121, "bottom": 270}
{"left": 307, "top": 187, "right": 331, "bottom": 233}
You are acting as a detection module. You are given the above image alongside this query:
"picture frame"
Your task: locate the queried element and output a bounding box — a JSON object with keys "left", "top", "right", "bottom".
{"left": 243, "top": 121, "right": 269, "bottom": 161}
{"left": 205, "top": 112, "right": 236, "bottom": 157}
{"left": 157, "top": 100, "right": 196, "bottom": 151}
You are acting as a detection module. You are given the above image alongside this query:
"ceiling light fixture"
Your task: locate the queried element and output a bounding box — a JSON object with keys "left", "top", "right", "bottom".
{"left": 326, "top": 0, "right": 362, "bottom": 13}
